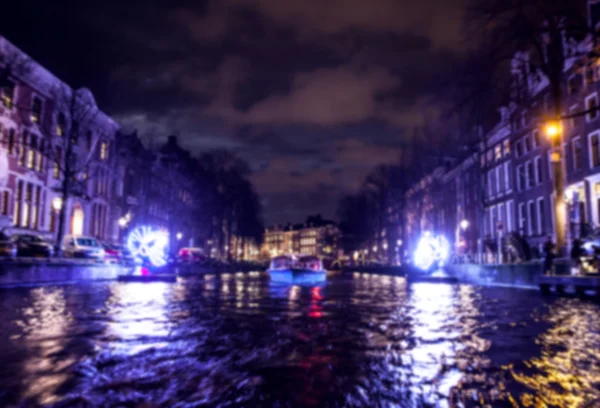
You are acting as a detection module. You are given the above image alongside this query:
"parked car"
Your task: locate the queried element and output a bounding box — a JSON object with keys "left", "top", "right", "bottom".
{"left": 13, "top": 234, "right": 53, "bottom": 258}
{"left": 177, "top": 247, "right": 205, "bottom": 263}
{"left": 101, "top": 243, "right": 135, "bottom": 264}
{"left": 0, "top": 231, "right": 16, "bottom": 259}
{"left": 102, "top": 243, "right": 121, "bottom": 263}
{"left": 62, "top": 235, "right": 104, "bottom": 260}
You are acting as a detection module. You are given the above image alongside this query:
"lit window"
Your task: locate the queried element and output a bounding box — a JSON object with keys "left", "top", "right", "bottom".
{"left": 31, "top": 96, "right": 42, "bottom": 123}
{"left": 56, "top": 112, "right": 66, "bottom": 136}
{"left": 100, "top": 141, "right": 108, "bottom": 160}
{"left": 22, "top": 184, "right": 32, "bottom": 228}
{"left": 18, "top": 132, "right": 27, "bottom": 167}
{"left": 494, "top": 145, "right": 502, "bottom": 160}
{"left": 26, "top": 147, "right": 35, "bottom": 169}
{"left": 503, "top": 139, "right": 510, "bottom": 154}
{"left": 14, "top": 181, "right": 22, "bottom": 226}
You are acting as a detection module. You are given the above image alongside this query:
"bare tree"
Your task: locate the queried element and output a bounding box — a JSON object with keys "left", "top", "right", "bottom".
{"left": 464, "top": 0, "right": 600, "bottom": 252}
{"left": 0, "top": 54, "right": 111, "bottom": 250}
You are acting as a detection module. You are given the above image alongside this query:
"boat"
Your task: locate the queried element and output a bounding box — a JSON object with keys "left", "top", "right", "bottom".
{"left": 267, "top": 255, "right": 327, "bottom": 284}
{"left": 118, "top": 274, "right": 177, "bottom": 283}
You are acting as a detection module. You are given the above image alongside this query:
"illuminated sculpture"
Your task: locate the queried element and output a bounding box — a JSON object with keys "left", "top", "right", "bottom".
{"left": 413, "top": 232, "right": 450, "bottom": 271}
{"left": 126, "top": 226, "right": 169, "bottom": 267}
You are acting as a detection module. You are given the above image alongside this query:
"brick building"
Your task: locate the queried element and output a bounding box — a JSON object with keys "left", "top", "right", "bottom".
{"left": 262, "top": 216, "right": 340, "bottom": 261}
{"left": 0, "top": 36, "right": 118, "bottom": 242}
{"left": 402, "top": 20, "right": 600, "bottom": 260}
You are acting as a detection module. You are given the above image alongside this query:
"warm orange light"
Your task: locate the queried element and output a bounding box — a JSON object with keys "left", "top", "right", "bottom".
{"left": 544, "top": 122, "right": 563, "bottom": 139}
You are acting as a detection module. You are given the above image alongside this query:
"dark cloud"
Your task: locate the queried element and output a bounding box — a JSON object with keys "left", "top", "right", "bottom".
{"left": 2, "top": 0, "right": 466, "bottom": 224}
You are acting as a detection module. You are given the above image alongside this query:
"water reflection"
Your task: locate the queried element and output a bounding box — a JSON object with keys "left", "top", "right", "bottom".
{"left": 510, "top": 299, "right": 600, "bottom": 407}
{"left": 0, "top": 275, "right": 599, "bottom": 406}
{"left": 18, "top": 287, "right": 74, "bottom": 405}
{"left": 104, "top": 282, "right": 172, "bottom": 354}
{"left": 407, "top": 283, "right": 460, "bottom": 406}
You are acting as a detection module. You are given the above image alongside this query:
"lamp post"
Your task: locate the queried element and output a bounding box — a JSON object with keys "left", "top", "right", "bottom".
{"left": 51, "top": 197, "right": 63, "bottom": 254}
{"left": 455, "top": 219, "right": 470, "bottom": 261}
{"left": 544, "top": 120, "right": 567, "bottom": 254}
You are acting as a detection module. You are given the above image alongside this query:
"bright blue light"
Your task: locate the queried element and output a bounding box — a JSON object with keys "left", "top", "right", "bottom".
{"left": 126, "top": 226, "right": 169, "bottom": 267}
{"left": 413, "top": 233, "right": 450, "bottom": 271}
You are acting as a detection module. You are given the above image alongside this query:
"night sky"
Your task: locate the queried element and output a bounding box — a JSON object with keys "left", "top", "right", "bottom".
{"left": 2, "top": 0, "right": 466, "bottom": 225}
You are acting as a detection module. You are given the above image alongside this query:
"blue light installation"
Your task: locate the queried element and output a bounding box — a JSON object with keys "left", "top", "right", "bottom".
{"left": 126, "top": 226, "right": 170, "bottom": 267}
{"left": 413, "top": 232, "right": 450, "bottom": 271}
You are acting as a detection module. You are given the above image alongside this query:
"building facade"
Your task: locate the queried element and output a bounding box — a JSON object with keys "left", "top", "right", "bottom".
{"left": 262, "top": 217, "right": 340, "bottom": 261}
{"left": 0, "top": 36, "right": 119, "bottom": 243}
{"left": 402, "top": 25, "right": 600, "bottom": 261}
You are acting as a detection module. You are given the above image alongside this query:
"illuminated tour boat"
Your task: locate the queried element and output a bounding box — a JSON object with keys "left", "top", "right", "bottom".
{"left": 267, "top": 254, "right": 327, "bottom": 284}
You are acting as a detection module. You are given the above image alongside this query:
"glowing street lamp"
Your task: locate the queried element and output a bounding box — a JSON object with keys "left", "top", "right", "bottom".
{"left": 543, "top": 119, "right": 567, "bottom": 253}
{"left": 176, "top": 232, "right": 183, "bottom": 240}
{"left": 52, "top": 197, "right": 63, "bottom": 212}
{"left": 396, "top": 239, "right": 403, "bottom": 247}
{"left": 544, "top": 121, "right": 563, "bottom": 140}
{"left": 460, "top": 219, "right": 469, "bottom": 231}
{"left": 118, "top": 217, "right": 127, "bottom": 228}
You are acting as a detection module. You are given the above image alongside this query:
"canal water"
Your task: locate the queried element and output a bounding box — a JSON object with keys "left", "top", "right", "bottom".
{"left": 0, "top": 272, "right": 599, "bottom": 407}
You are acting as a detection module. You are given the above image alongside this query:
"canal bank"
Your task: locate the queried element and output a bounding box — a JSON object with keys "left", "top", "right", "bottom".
{"left": 0, "top": 261, "right": 134, "bottom": 287}
{"left": 343, "top": 261, "right": 574, "bottom": 289}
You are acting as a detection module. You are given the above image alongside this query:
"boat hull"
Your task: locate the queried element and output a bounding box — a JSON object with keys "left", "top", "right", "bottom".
{"left": 267, "top": 268, "right": 327, "bottom": 284}
{"left": 118, "top": 274, "right": 177, "bottom": 283}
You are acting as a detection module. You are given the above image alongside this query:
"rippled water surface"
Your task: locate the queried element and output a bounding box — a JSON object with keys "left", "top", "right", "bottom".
{"left": 1, "top": 272, "right": 600, "bottom": 407}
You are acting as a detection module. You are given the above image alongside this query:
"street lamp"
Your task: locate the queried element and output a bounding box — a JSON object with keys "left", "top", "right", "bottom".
{"left": 396, "top": 239, "right": 403, "bottom": 247}
{"left": 460, "top": 219, "right": 469, "bottom": 231}
{"left": 544, "top": 121, "right": 563, "bottom": 140}
{"left": 52, "top": 197, "right": 63, "bottom": 212}
{"left": 118, "top": 217, "right": 127, "bottom": 228}
{"left": 176, "top": 232, "right": 183, "bottom": 240}
{"left": 543, "top": 120, "right": 567, "bottom": 253}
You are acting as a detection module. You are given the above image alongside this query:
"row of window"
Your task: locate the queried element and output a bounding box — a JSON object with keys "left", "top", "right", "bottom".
{"left": 487, "top": 197, "right": 547, "bottom": 238}
{"left": 567, "top": 63, "right": 600, "bottom": 96}
{"left": 13, "top": 181, "right": 43, "bottom": 230}
{"left": 300, "top": 238, "right": 316, "bottom": 246}
{"left": 482, "top": 139, "right": 510, "bottom": 167}
{"left": 518, "top": 198, "right": 547, "bottom": 237}
{"left": 487, "top": 162, "right": 512, "bottom": 198}
{"left": 91, "top": 203, "right": 108, "bottom": 239}
{"left": 3, "top": 127, "right": 110, "bottom": 164}
{"left": 516, "top": 157, "right": 544, "bottom": 192}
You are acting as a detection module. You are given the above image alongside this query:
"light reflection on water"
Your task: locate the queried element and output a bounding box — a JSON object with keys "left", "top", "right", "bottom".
{"left": 0, "top": 274, "right": 599, "bottom": 406}
{"left": 104, "top": 282, "right": 173, "bottom": 354}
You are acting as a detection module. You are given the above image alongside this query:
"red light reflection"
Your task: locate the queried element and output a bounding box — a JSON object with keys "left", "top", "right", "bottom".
{"left": 309, "top": 286, "right": 323, "bottom": 318}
